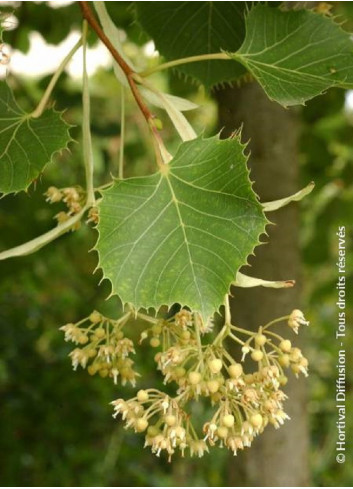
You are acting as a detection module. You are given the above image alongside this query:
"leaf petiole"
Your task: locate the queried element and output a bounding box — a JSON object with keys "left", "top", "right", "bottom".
{"left": 140, "top": 53, "right": 230, "bottom": 77}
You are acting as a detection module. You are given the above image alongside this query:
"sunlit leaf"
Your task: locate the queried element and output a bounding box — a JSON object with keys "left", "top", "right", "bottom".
{"left": 231, "top": 5, "right": 353, "bottom": 106}
{"left": 95, "top": 135, "right": 268, "bottom": 320}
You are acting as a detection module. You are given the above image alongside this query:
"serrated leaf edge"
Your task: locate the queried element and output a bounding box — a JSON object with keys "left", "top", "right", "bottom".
{"left": 93, "top": 133, "right": 270, "bottom": 319}
{"left": 0, "top": 87, "right": 73, "bottom": 197}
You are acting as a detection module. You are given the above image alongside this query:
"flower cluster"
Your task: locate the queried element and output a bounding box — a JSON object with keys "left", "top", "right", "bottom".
{"left": 202, "top": 364, "right": 289, "bottom": 454}
{"left": 45, "top": 186, "right": 85, "bottom": 229}
{"left": 111, "top": 390, "right": 207, "bottom": 461}
{"left": 140, "top": 309, "right": 213, "bottom": 349}
{"left": 87, "top": 206, "right": 99, "bottom": 225}
{"left": 62, "top": 306, "right": 309, "bottom": 459}
{"left": 109, "top": 307, "right": 309, "bottom": 459}
{"left": 60, "top": 310, "right": 139, "bottom": 385}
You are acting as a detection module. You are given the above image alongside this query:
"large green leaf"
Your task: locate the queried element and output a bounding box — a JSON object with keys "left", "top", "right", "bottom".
{"left": 135, "top": 2, "right": 248, "bottom": 88}
{"left": 231, "top": 5, "right": 353, "bottom": 106}
{"left": 0, "top": 83, "right": 70, "bottom": 195}
{"left": 95, "top": 136, "right": 268, "bottom": 320}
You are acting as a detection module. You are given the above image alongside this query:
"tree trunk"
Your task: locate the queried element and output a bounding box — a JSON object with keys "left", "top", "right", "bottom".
{"left": 215, "top": 82, "right": 310, "bottom": 486}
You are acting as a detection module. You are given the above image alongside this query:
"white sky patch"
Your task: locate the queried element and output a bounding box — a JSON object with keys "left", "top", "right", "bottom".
{"left": 48, "top": 0, "right": 75, "bottom": 8}
{"left": 344, "top": 90, "right": 353, "bottom": 112}
{"left": 67, "top": 34, "right": 112, "bottom": 79}
{"left": 143, "top": 40, "right": 158, "bottom": 58}
{"left": 0, "top": 30, "right": 113, "bottom": 79}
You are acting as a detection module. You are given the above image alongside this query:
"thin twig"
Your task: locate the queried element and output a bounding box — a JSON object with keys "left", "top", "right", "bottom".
{"left": 79, "top": 1, "right": 152, "bottom": 124}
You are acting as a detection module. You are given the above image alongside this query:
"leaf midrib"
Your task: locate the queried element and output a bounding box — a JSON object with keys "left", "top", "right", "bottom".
{"left": 165, "top": 173, "right": 204, "bottom": 313}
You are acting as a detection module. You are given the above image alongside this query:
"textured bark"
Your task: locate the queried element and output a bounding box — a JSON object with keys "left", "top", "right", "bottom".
{"left": 215, "top": 82, "right": 310, "bottom": 486}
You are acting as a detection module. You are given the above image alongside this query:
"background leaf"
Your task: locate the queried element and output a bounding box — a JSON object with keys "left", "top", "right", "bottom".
{"left": 231, "top": 5, "right": 353, "bottom": 106}
{"left": 135, "top": 1, "right": 248, "bottom": 89}
{"left": 96, "top": 135, "right": 268, "bottom": 320}
{"left": 0, "top": 83, "right": 70, "bottom": 195}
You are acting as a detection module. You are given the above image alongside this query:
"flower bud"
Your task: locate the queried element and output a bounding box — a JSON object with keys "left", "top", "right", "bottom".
{"left": 208, "top": 358, "right": 223, "bottom": 374}
{"left": 135, "top": 418, "right": 148, "bottom": 432}
{"left": 255, "top": 333, "right": 267, "bottom": 347}
{"left": 95, "top": 327, "right": 105, "bottom": 338}
{"left": 279, "top": 375, "right": 288, "bottom": 386}
{"left": 279, "top": 339, "right": 292, "bottom": 353}
{"left": 165, "top": 415, "right": 177, "bottom": 427}
{"left": 137, "top": 390, "right": 149, "bottom": 402}
{"left": 228, "top": 363, "right": 243, "bottom": 378}
{"left": 250, "top": 413, "right": 263, "bottom": 428}
{"left": 78, "top": 334, "right": 89, "bottom": 344}
{"left": 222, "top": 414, "right": 235, "bottom": 428}
{"left": 279, "top": 354, "right": 290, "bottom": 367}
{"left": 290, "top": 347, "right": 302, "bottom": 362}
{"left": 188, "top": 371, "right": 202, "bottom": 385}
{"left": 150, "top": 337, "right": 160, "bottom": 348}
{"left": 174, "top": 366, "right": 186, "bottom": 378}
{"left": 99, "top": 368, "right": 109, "bottom": 378}
{"left": 87, "top": 365, "right": 98, "bottom": 376}
{"left": 89, "top": 311, "right": 102, "bottom": 323}
{"left": 87, "top": 348, "right": 97, "bottom": 358}
{"left": 206, "top": 380, "right": 220, "bottom": 393}
{"left": 147, "top": 425, "right": 160, "bottom": 437}
{"left": 217, "top": 426, "right": 228, "bottom": 439}
{"left": 251, "top": 349, "right": 264, "bottom": 362}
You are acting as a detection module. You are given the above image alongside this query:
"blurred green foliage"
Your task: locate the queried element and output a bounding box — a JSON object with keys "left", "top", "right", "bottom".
{"left": 0, "top": 2, "right": 352, "bottom": 486}
{"left": 300, "top": 87, "right": 353, "bottom": 486}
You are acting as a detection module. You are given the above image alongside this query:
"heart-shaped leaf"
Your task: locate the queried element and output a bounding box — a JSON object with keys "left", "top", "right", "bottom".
{"left": 95, "top": 135, "right": 268, "bottom": 320}
{"left": 231, "top": 5, "right": 353, "bottom": 106}
{"left": 0, "top": 83, "right": 71, "bottom": 195}
{"left": 135, "top": 2, "right": 248, "bottom": 89}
